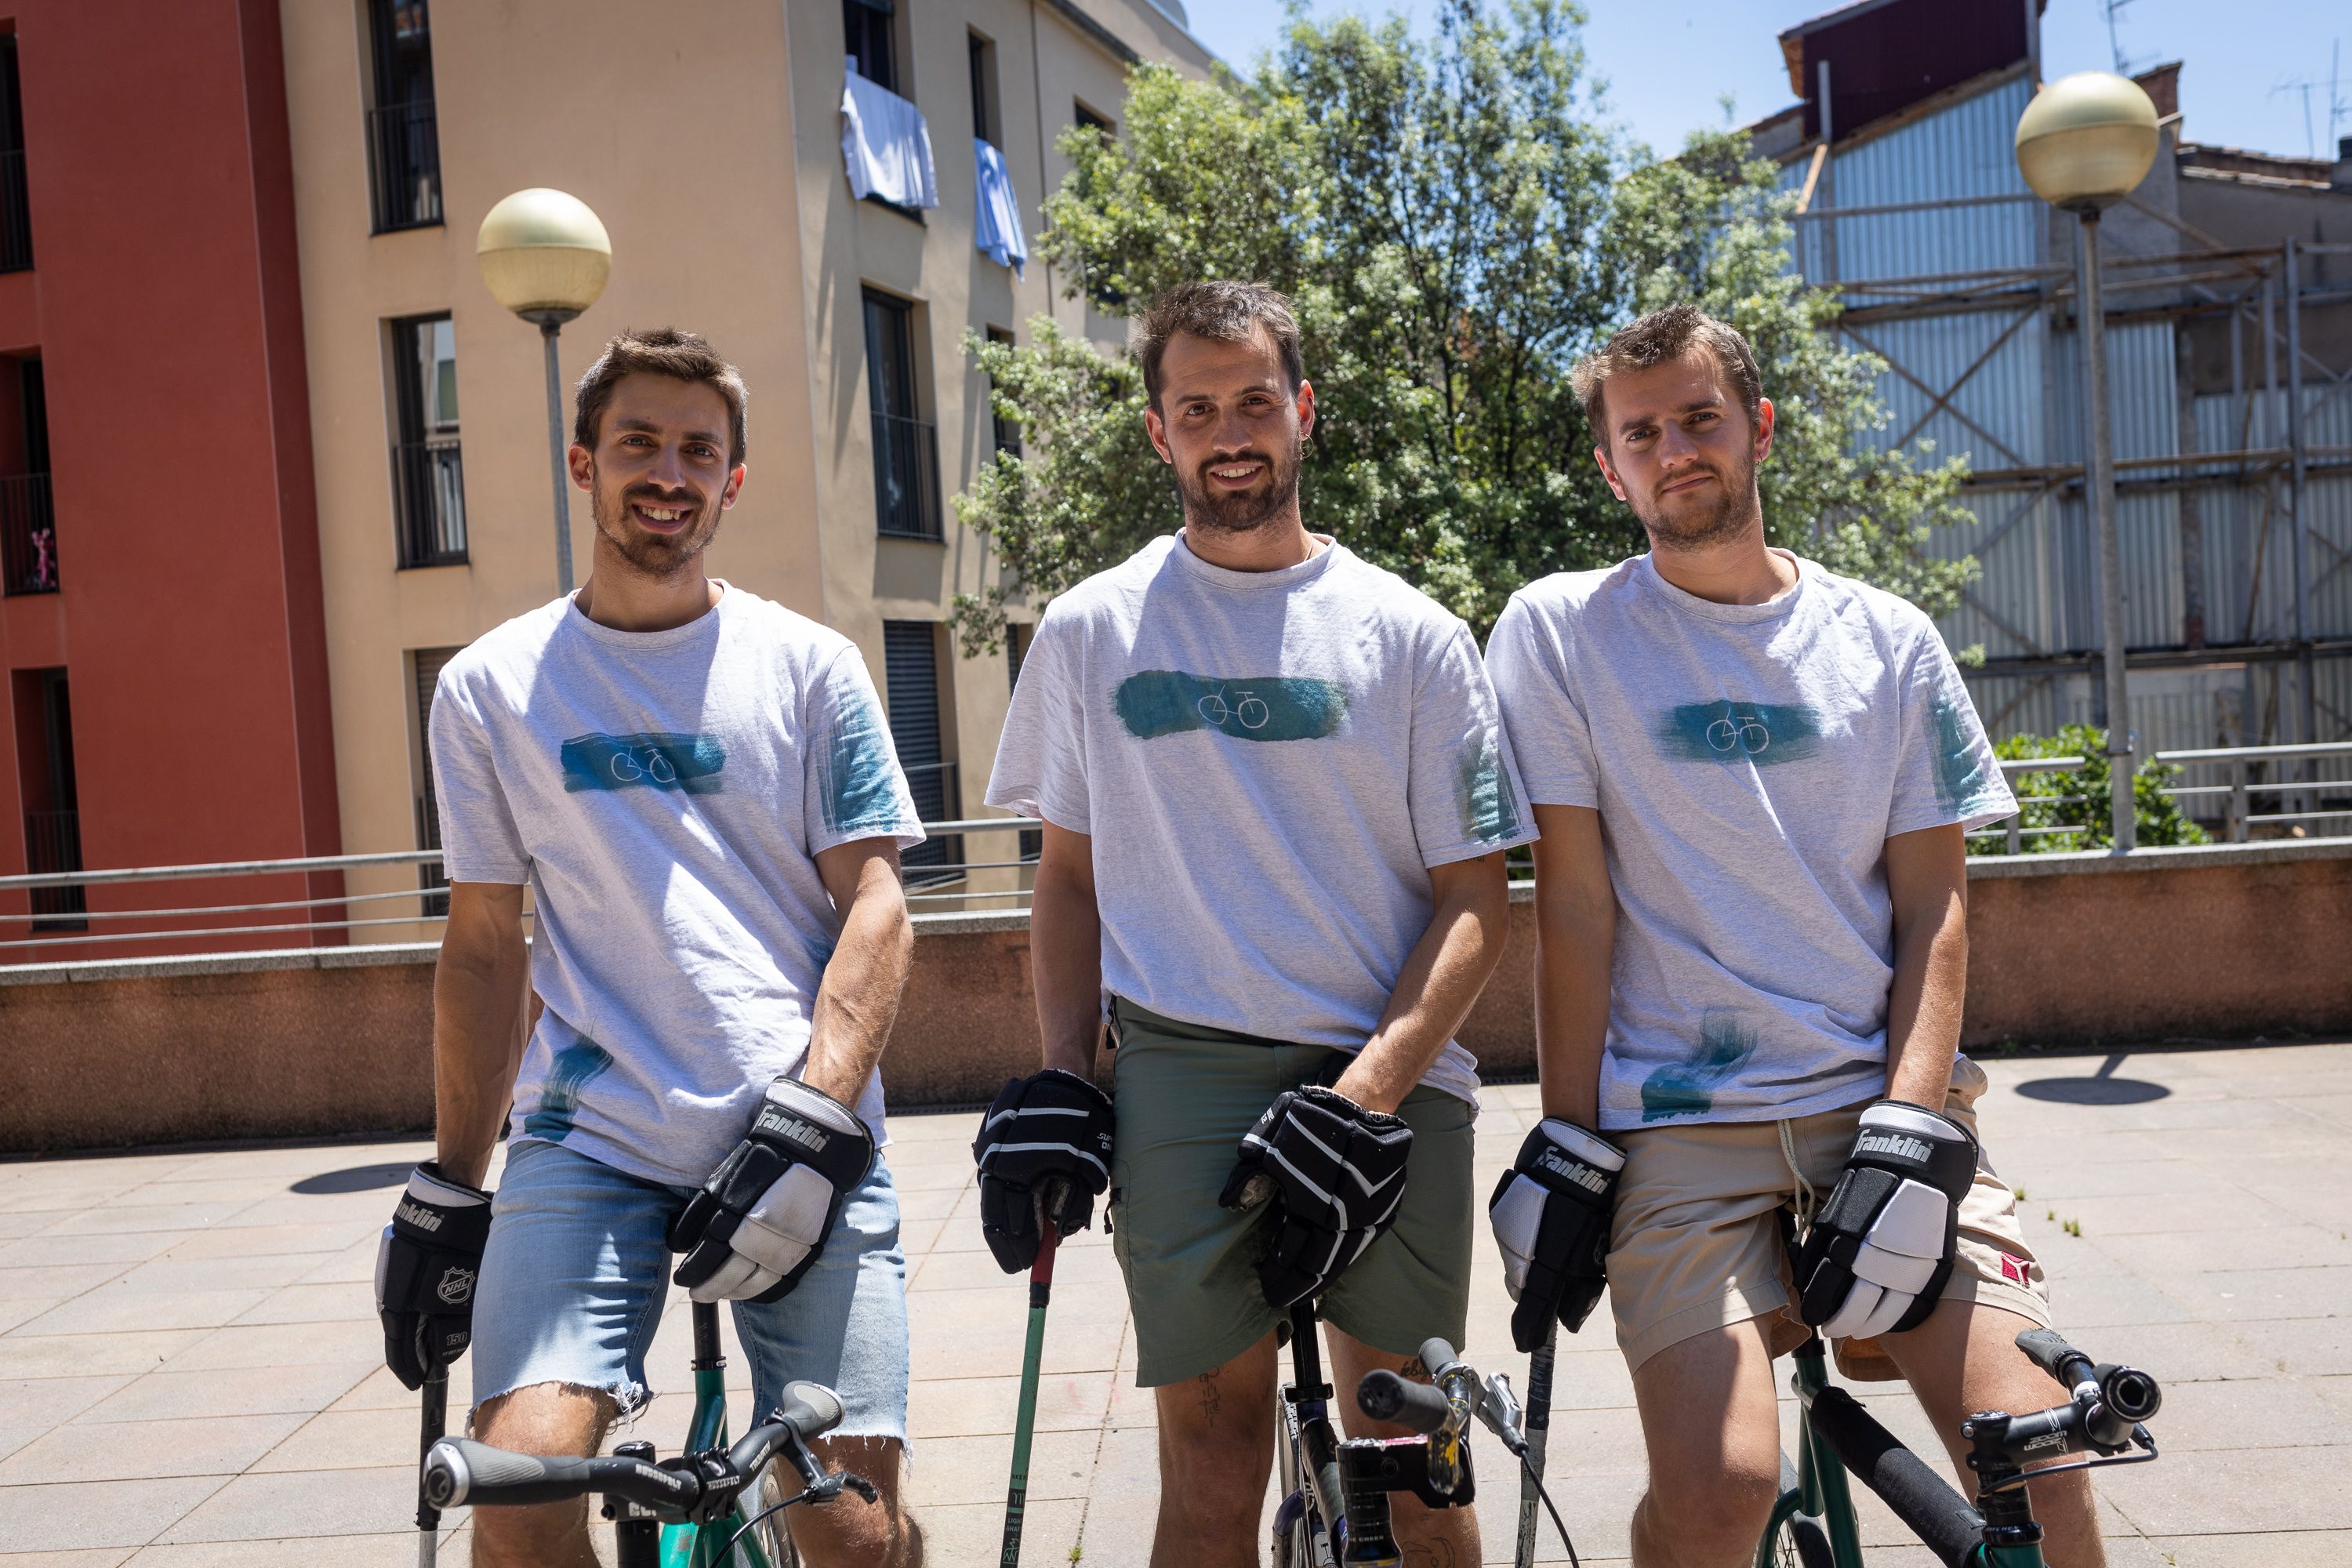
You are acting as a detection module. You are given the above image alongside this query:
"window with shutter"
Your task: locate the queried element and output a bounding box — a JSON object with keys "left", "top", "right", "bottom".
{"left": 882, "top": 621, "right": 960, "bottom": 883}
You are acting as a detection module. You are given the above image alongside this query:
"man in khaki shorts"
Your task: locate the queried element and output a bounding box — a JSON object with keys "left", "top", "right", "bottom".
{"left": 1483, "top": 303, "right": 2108, "bottom": 1566}
{"left": 974, "top": 281, "right": 1534, "bottom": 1567}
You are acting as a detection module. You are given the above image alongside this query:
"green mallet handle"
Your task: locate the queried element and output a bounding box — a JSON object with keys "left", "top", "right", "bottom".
{"left": 417, "top": 1367, "right": 448, "bottom": 1568}
{"left": 1000, "top": 1221, "right": 1060, "bottom": 1566}
{"left": 1515, "top": 1325, "right": 1555, "bottom": 1568}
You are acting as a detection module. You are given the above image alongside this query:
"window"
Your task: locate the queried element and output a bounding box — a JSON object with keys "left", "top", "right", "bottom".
{"left": 844, "top": 0, "right": 898, "bottom": 93}
{"left": 0, "top": 39, "right": 31, "bottom": 271}
{"left": 2, "top": 359, "right": 55, "bottom": 597}
{"left": 1075, "top": 101, "right": 1114, "bottom": 140}
{"left": 389, "top": 314, "right": 467, "bottom": 568}
{"left": 984, "top": 325, "right": 1020, "bottom": 458}
{"left": 884, "top": 622, "right": 960, "bottom": 881}
{"left": 365, "top": 0, "right": 442, "bottom": 232}
{"left": 13, "top": 668, "right": 82, "bottom": 931}
{"left": 968, "top": 33, "right": 998, "bottom": 144}
{"left": 412, "top": 646, "right": 461, "bottom": 918}
{"left": 864, "top": 289, "right": 942, "bottom": 540}
{"left": 1006, "top": 623, "right": 1040, "bottom": 862}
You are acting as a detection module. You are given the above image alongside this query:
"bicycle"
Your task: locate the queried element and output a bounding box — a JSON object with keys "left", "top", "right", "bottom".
{"left": 1759, "top": 1322, "right": 2161, "bottom": 1568}
{"left": 419, "top": 1298, "right": 873, "bottom": 1568}
{"left": 1270, "top": 1299, "right": 1577, "bottom": 1568}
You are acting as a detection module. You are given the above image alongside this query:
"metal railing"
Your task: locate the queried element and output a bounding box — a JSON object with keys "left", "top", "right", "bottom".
{"left": 0, "top": 471, "right": 56, "bottom": 595}
{"left": 22, "top": 809, "right": 82, "bottom": 930}
{"left": 0, "top": 147, "right": 31, "bottom": 272}
{"left": 392, "top": 437, "right": 466, "bottom": 567}
{"left": 365, "top": 100, "right": 442, "bottom": 234}
{"left": 871, "top": 411, "right": 943, "bottom": 540}
{"left": 1971, "top": 741, "right": 2352, "bottom": 852}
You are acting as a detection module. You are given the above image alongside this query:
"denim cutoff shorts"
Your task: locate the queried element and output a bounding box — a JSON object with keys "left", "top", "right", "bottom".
{"left": 469, "top": 1137, "right": 909, "bottom": 1443}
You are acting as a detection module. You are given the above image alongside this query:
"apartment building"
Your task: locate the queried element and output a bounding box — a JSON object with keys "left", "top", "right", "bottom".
{"left": 278, "top": 0, "right": 1213, "bottom": 938}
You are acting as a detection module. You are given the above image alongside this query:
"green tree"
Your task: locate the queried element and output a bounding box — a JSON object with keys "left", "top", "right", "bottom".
{"left": 1987, "top": 725, "right": 2210, "bottom": 853}
{"left": 951, "top": 0, "right": 1976, "bottom": 655}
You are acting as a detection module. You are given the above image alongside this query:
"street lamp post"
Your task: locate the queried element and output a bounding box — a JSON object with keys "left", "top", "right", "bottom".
{"left": 2016, "top": 73, "right": 2160, "bottom": 852}
{"left": 476, "top": 189, "right": 612, "bottom": 595}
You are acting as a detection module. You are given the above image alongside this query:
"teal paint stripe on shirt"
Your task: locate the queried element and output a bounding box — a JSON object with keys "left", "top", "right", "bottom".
{"left": 1657, "top": 701, "right": 1826, "bottom": 766}
{"left": 560, "top": 732, "right": 728, "bottom": 794}
{"left": 1114, "top": 670, "right": 1349, "bottom": 742}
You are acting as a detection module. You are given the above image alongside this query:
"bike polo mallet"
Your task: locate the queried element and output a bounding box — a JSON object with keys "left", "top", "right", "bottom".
{"left": 415, "top": 1367, "right": 448, "bottom": 1568}
{"left": 1513, "top": 1323, "right": 1557, "bottom": 1568}
{"left": 999, "top": 1209, "right": 1062, "bottom": 1566}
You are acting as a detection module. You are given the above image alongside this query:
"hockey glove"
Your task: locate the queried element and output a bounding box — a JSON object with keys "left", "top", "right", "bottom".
{"left": 376, "top": 1162, "right": 493, "bottom": 1391}
{"left": 1488, "top": 1120, "right": 1625, "bottom": 1353}
{"left": 1793, "top": 1102, "right": 1980, "bottom": 1341}
{"left": 1218, "top": 1084, "right": 1414, "bottom": 1312}
{"left": 972, "top": 1067, "right": 1115, "bottom": 1273}
{"left": 669, "top": 1076, "right": 877, "bottom": 1304}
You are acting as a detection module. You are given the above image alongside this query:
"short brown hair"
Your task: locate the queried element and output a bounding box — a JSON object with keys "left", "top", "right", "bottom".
{"left": 1132, "top": 281, "right": 1305, "bottom": 408}
{"left": 1572, "top": 303, "right": 1762, "bottom": 447}
{"left": 573, "top": 328, "right": 749, "bottom": 464}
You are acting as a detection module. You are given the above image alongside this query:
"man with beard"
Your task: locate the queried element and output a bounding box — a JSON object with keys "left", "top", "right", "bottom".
{"left": 377, "top": 328, "right": 928, "bottom": 1566}
{"left": 1483, "top": 303, "right": 2107, "bottom": 1566}
{"left": 977, "top": 281, "right": 1534, "bottom": 1566}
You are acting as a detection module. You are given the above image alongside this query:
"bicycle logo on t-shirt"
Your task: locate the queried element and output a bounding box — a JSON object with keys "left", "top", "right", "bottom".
{"left": 607, "top": 744, "right": 681, "bottom": 785}
{"left": 1706, "top": 713, "right": 1771, "bottom": 755}
{"left": 1196, "top": 685, "right": 1272, "bottom": 731}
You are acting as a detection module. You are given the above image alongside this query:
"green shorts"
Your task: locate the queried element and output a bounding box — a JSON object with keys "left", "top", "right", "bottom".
{"left": 1105, "top": 997, "right": 1477, "bottom": 1387}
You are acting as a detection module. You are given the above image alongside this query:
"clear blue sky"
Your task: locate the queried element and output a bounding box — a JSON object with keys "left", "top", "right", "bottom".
{"left": 1178, "top": 0, "right": 2352, "bottom": 162}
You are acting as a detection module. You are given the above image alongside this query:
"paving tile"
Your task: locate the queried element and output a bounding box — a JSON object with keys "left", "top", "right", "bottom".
{"left": 2125, "top": 1374, "right": 2349, "bottom": 1450}
{"left": 11, "top": 1288, "right": 272, "bottom": 1338}
{"left": 907, "top": 1318, "right": 1127, "bottom": 1380}
{"left": 230, "top": 1283, "right": 375, "bottom": 1327}
{"left": 0, "top": 1262, "right": 127, "bottom": 1300}
{"left": 2089, "top": 1225, "right": 2352, "bottom": 1277}
{"left": 2157, "top": 1266, "right": 2352, "bottom": 1323}
{"left": 162, "top": 1319, "right": 378, "bottom": 1374}
{"left": 292, "top": 1239, "right": 379, "bottom": 1287}
{"left": 150, "top": 1225, "right": 362, "bottom": 1261}
{"left": 0, "top": 1549, "right": 137, "bottom": 1566}
{"left": 122, "top": 1533, "right": 469, "bottom": 1566}
{"left": 0, "top": 1210, "right": 65, "bottom": 1240}
{"left": 248, "top": 1407, "right": 440, "bottom": 1474}
{"left": 32, "top": 1204, "right": 257, "bottom": 1239}
{"left": 903, "top": 1428, "right": 1103, "bottom": 1505}
{"left": 328, "top": 1364, "right": 476, "bottom": 1415}
{"left": 0, "top": 1413, "right": 308, "bottom": 1484}
{"left": 0, "top": 1377, "right": 136, "bottom": 1459}
{"left": 907, "top": 1497, "right": 1086, "bottom": 1564}
{"left": 0, "top": 1476, "right": 229, "bottom": 1550}
{"left": 153, "top": 1465, "right": 426, "bottom": 1543}
{"left": 0, "top": 1331, "right": 207, "bottom": 1379}
{"left": 906, "top": 1370, "right": 1114, "bottom": 1439}
{"left": 211, "top": 1195, "right": 396, "bottom": 1231}
{"left": 0, "top": 1232, "right": 175, "bottom": 1269}
{"left": 0, "top": 1297, "right": 64, "bottom": 1334}
{"left": 2230, "top": 1318, "right": 2352, "bottom": 1377}
{"left": 2141, "top": 1530, "right": 2352, "bottom": 1566}
{"left": 79, "top": 1363, "right": 373, "bottom": 1425}
{"left": 2097, "top": 1444, "right": 2352, "bottom": 1534}
{"left": 107, "top": 1254, "right": 325, "bottom": 1296}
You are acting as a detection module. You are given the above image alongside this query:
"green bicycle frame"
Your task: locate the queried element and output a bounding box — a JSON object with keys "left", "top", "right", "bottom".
{"left": 659, "top": 1302, "right": 781, "bottom": 1568}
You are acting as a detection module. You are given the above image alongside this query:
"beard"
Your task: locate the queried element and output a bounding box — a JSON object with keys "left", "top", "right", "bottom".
{"left": 590, "top": 474, "right": 724, "bottom": 579}
{"left": 1173, "top": 430, "right": 1303, "bottom": 535}
{"left": 1629, "top": 447, "right": 1759, "bottom": 553}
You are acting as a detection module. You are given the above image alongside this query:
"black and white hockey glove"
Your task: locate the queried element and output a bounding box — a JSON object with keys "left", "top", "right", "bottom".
{"left": 972, "top": 1068, "right": 1115, "bottom": 1274}
{"left": 376, "top": 1162, "right": 493, "bottom": 1391}
{"left": 1218, "top": 1084, "right": 1414, "bottom": 1311}
{"left": 1793, "top": 1102, "right": 1980, "bottom": 1341}
{"left": 1488, "top": 1120, "right": 1625, "bottom": 1354}
{"left": 669, "top": 1077, "right": 877, "bottom": 1304}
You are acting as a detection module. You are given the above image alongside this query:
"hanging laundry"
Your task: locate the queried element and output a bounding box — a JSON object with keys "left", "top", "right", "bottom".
{"left": 973, "top": 139, "right": 1029, "bottom": 278}
{"left": 840, "top": 58, "right": 938, "bottom": 210}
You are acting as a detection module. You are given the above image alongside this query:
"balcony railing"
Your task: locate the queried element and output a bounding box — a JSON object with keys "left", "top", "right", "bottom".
{"left": 24, "top": 809, "right": 84, "bottom": 930}
{"left": 393, "top": 438, "right": 466, "bottom": 568}
{"left": 366, "top": 100, "right": 442, "bottom": 234}
{"left": 871, "top": 411, "right": 943, "bottom": 541}
{"left": 901, "top": 760, "right": 963, "bottom": 884}
{"left": 0, "top": 472, "right": 57, "bottom": 596}
{"left": 0, "top": 148, "right": 31, "bottom": 272}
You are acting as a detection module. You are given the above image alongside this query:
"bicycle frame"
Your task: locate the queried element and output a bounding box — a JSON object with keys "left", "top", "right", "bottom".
{"left": 648, "top": 1300, "right": 784, "bottom": 1568}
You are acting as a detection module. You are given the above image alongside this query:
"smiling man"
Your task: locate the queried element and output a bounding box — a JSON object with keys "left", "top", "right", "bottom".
{"left": 1483, "top": 303, "right": 2107, "bottom": 1566}
{"left": 976, "top": 281, "right": 1533, "bottom": 1567}
{"left": 375, "top": 329, "right": 927, "bottom": 1566}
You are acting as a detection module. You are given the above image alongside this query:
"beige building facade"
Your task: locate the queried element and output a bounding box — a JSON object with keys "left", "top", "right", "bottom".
{"left": 278, "top": 0, "right": 1212, "bottom": 936}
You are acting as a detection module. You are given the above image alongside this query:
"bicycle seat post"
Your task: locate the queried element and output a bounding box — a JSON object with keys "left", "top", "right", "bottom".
{"left": 1287, "top": 1301, "right": 1331, "bottom": 1403}
{"left": 691, "top": 1298, "right": 724, "bottom": 1374}
{"left": 607, "top": 1440, "right": 662, "bottom": 1568}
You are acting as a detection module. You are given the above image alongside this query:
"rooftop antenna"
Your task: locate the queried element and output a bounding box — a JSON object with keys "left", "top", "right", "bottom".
{"left": 2104, "top": 0, "right": 2136, "bottom": 75}
{"left": 2269, "top": 41, "right": 2347, "bottom": 158}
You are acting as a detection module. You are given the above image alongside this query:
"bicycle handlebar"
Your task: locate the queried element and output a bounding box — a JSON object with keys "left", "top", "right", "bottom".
{"left": 1806, "top": 1387, "right": 1985, "bottom": 1568}
{"left": 1357, "top": 1370, "right": 1454, "bottom": 1436}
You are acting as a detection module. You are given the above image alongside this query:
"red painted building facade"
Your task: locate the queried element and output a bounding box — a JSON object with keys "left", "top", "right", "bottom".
{"left": 0, "top": 0, "right": 343, "bottom": 957}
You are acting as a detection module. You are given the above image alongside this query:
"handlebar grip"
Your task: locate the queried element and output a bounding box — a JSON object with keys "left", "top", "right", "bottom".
{"left": 2014, "top": 1329, "right": 2093, "bottom": 1388}
{"left": 423, "top": 1437, "right": 597, "bottom": 1508}
{"left": 775, "top": 1380, "right": 846, "bottom": 1444}
{"left": 1358, "top": 1370, "right": 1454, "bottom": 1436}
{"left": 1417, "top": 1338, "right": 1461, "bottom": 1379}
{"left": 1806, "top": 1389, "right": 1983, "bottom": 1568}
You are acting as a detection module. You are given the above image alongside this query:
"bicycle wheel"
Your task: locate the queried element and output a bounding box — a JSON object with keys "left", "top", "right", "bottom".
{"left": 1270, "top": 1387, "right": 1315, "bottom": 1568}
{"left": 735, "top": 1468, "right": 800, "bottom": 1567}
{"left": 1770, "top": 1512, "right": 1834, "bottom": 1568}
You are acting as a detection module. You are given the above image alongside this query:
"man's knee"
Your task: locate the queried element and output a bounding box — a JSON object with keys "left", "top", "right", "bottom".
{"left": 1158, "top": 1414, "right": 1272, "bottom": 1523}
{"left": 789, "top": 1436, "right": 922, "bottom": 1568}
{"left": 1642, "top": 1460, "right": 1782, "bottom": 1553}
{"left": 466, "top": 1381, "right": 615, "bottom": 1565}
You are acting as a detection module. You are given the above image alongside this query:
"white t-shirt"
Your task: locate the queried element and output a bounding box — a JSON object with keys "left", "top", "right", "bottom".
{"left": 985, "top": 532, "right": 1539, "bottom": 1105}
{"left": 430, "top": 584, "right": 925, "bottom": 1187}
{"left": 1486, "top": 552, "right": 2015, "bottom": 1132}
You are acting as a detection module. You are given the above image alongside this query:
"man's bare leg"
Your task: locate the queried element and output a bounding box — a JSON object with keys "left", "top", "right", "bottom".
{"left": 1151, "top": 1331, "right": 1279, "bottom": 1568}
{"left": 786, "top": 1433, "right": 924, "bottom": 1567}
{"left": 1882, "top": 1303, "right": 2108, "bottom": 1568}
{"left": 469, "top": 1382, "right": 615, "bottom": 1568}
{"left": 1627, "top": 1319, "right": 1785, "bottom": 1568}
{"left": 1327, "top": 1327, "right": 1481, "bottom": 1567}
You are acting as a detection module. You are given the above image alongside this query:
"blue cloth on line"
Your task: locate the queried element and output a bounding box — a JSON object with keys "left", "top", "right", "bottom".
{"left": 840, "top": 60, "right": 938, "bottom": 210}
{"left": 973, "top": 138, "right": 1027, "bottom": 277}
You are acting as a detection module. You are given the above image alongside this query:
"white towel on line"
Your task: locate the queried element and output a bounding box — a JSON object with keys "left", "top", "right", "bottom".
{"left": 840, "top": 60, "right": 938, "bottom": 210}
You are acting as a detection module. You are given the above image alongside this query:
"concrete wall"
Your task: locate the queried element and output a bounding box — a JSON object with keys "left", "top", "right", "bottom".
{"left": 5, "top": 840, "right": 2346, "bottom": 1155}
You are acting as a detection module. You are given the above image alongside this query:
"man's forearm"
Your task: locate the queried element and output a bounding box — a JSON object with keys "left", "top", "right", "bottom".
{"left": 434, "top": 938, "right": 530, "bottom": 1189}
{"left": 1533, "top": 911, "right": 1612, "bottom": 1129}
{"left": 1885, "top": 900, "right": 1966, "bottom": 1106}
{"left": 1334, "top": 856, "right": 1510, "bottom": 1115}
{"left": 1029, "top": 863, "right": 1104, "bottom": 1076}
{"left": 801, "top": 877, "right": 913, "bottom": 1107}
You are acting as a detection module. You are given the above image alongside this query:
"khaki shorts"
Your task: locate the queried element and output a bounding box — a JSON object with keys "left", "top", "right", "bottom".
{"left": 1607, "top": 1056, "right": 2049, "bottom": 1379}
{"left": 1105, "top": 998, "right": 1478, "bottom": 1387}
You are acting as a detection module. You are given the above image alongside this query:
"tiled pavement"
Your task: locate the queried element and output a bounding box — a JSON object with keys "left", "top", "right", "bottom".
{"left": 4, "top": 1043, "right": 2350, "bottom": 1565}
